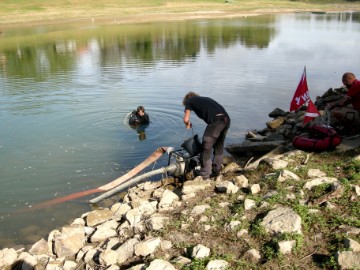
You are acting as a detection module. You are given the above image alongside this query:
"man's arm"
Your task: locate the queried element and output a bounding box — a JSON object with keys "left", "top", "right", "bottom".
{"left": 183, "top": 109, "right": 192, "bottom": 129}
{"left": 326, "top": 95, "right": 351, "bottom": 110}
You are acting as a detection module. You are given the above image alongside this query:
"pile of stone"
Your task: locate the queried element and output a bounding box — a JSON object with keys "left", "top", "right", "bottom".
{"left": 225, "top": 87, "right": 347, "bottom": 158}
{"left": 0, "top": 149, "right": 359, "bottom": 270}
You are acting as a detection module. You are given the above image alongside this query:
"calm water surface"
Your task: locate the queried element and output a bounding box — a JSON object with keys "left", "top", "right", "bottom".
{"left": 1, "top": 12, "right": 360, "bottom": 248}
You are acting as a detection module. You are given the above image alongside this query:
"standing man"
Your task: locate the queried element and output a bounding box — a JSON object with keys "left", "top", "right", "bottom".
{"left": 326, "top": 72, "right": 360, "bottom": 134}
{"left": 183, "top": 92, "right": 230, "bottom": 179}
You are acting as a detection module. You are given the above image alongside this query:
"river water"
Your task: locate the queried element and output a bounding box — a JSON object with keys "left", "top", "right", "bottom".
{"left": 0, "top": 12, "right": 360, "bottom": 248}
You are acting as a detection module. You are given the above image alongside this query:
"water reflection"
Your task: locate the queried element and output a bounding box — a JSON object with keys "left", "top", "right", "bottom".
{"left": 1, "top": 12, "right": 360, "bottom": 248}
{"left": 130, "top": 124, "right": 149, "bottom": 141}
{"left": 0, "top": 16, "right": 277, "bottom": 82}
{"left": 2, "top": 12, "right": 359, "bottom": 83}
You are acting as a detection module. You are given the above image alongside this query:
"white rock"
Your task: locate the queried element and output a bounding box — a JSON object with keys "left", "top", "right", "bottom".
{"left": 261, "top": 207, "right": 302, "bottom": 235}
{"left": 146, "top": 213, "right": 169, "bottom": 231}
{"left": 161, "top": 240, "right": 173, "bottom": 251}
{"left": 192, "top": 244, "right": 210, "bottom": 259}
{"left": 215, "top": 181, "right": 239, "bottom": 194}
{"left": 99, "top": 249, "right": 118, "bottom": 266}
{"left": 278, "top": 170, "right": 300, "bottom": 182}
{"left": 111, "top": 202, "right": 131, "bottom": 218}
{"left": 125, "top": 208, "right": 143, "bottom": 227}
{"left": 223, "top": 162, "right": 241, "bottom": 173}
{"left": 159, "top": 189, "right": 179, "bottom": 208}
{"left": 54, "top": 225, "right": 85, "bottom": 258}
{"left": 277, "top": 240, "right": 295, "bottom": 254}
{"left": 29, "top": 238, "right": 49, "bottom": 255}
{"left": 260, "top": 201, "right": 270, "bottom": 209}
{"left": 237, "top": 229, "right": 248, "bottom": 237}
{"left": 90, "top": 221, "right": 117, "bottom": 243}
{"left": 219, "top": 202, "right": 230, "bottom": 208}
{"left": 134, "top": 237, "right": 162, "bottom": 257}
{"left": 182, "top": 193, "right": 196, "bottom": 200}
{"left": 63, "top": 260, "right": 77, "bottom": 270}
{"left": 199, "top": 216, "right": 209, "bottom": 223}
{"left": 250, "top": 184, "right": 261, "bottom": 194}
{"left": 86, "top": 209, "right": 113, "bottom": 227}
{"left": 263, "top": 158, "right": 288, "bottom": 170}
{"left": 146, "top": 259, "right": 176, "bottom": 270}
{"left": 116, "top": 237, "right": 140, "bottom": 264}
{"left": 190, "top": 204, "right": 211, "bottom": 216}
{"left": 286, "top": 194, "right": 296, "bottom": 200}
{"left": 206, "top": 259, "right": 229, "bottom": 269}
{"left": 181, "top": 224, "right": 191, "bottom": 230}
{"left": 172, "top": 256, "right": 192, "bottom": 267}
{"left": 307, "top": 168, "right": 326, "bottom": 178}
{"left": 244, "top": 248, "right": 261, "bottom": 261}
{"left": 234, "top": 175, "right": 249, "bottom": 188}
{"left": 182, "top": 180, "right": 211, "bottom": 195}
{"left": 135, "top": 200, "right": 158, "bottom": 216}
{"left": 226, "top": 220, "right": 241, "bottom": 231}
{"left": 71, "top": 218, "right": 85, "bottom": 226}
{"left": 84, "top": 248, "right": 99, "bottom": 264}
{"left": 303, "top": 177, "right": 338, "bottom": 190}
{"left": 76, "top": 246, "right": 92, "bottom": 262}
{"left": 244, "top": 199, "right": 256, "bottom": 210}
{"left": 336, "top": 251, "right": 360, "bottom": 270}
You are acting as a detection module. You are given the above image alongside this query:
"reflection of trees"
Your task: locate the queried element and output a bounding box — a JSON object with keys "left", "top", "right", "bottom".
{"left": 296, "top": 11, "right": 360, "bottom": 23}
{"left": 0, "top": 16, "right": 276, "bottom": 79}
{"left": 1, "top": 44, "right": 75, "bottom": 81}
{"left": 97, "top": 17, "right": 276, "bottom": 68}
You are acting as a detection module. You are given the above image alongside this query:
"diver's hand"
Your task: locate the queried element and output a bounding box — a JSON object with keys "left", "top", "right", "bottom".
{"left": 185, "top": 122, "right": 192, "bottom": 129}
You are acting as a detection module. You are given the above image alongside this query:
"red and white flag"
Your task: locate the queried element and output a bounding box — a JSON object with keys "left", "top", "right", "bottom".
{"left": 303, "top": 99, "right": 320, "bottom": 124}
{"left": 290, "top": 67, "right": 310, "bottom": 112}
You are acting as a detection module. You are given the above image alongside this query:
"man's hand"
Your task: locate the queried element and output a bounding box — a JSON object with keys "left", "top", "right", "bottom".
{"left": 183, "top": 110, "right": 192, "bottom": 129}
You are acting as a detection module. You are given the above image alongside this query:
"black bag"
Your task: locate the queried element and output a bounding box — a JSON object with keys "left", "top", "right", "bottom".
{"left": 181, "top": 134, "right": 202, "bottom": 157}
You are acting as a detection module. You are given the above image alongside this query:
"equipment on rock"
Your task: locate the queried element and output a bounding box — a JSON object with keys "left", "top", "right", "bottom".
{"left": 90, "top": 138, "right": 202, "bottom": 203}
{"left": 292, "top": 124, "right": 342, "bottom": 152}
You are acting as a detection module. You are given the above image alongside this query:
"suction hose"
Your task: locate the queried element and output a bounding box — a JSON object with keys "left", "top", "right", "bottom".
{"left": 89, "top": 162, "right": 181, "bottom": 204}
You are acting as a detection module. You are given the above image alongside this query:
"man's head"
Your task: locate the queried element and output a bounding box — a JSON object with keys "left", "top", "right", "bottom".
{"left": 342, "top": 72, "right": 356, "bottom": 88}
{"left": 182, "top": 91, "right": 199, "bottom": 106}
{"left": 136, "top": 106, "right": 145, "bottom": 116}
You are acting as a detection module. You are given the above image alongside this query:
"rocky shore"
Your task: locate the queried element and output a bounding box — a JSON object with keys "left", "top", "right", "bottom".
{"left": 1, "top": 153, "right": 359, "bottom": 269}
{"left": 1, "top": 87, "right": 360, "bottom": 270}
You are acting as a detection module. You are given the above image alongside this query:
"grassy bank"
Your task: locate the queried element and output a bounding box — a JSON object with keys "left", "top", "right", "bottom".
{"left": 1, "top": 0, "right": 360, "bottom": 27}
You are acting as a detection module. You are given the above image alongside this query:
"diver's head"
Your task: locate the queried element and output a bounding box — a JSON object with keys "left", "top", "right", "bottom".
{"left": 136, "top": 106, "right": 145, "bottom": 116}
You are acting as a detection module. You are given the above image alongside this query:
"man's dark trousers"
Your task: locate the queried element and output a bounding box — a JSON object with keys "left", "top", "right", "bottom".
{"left": 200, "top": 116, "right": 230, "bottom": 179}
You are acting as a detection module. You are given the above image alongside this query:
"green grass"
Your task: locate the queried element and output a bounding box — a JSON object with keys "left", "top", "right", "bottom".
{"left": 0, "top": 0, "right": 360, "bottom": 26}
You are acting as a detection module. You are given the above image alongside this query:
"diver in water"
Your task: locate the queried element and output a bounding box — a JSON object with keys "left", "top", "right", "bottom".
{"left": 128, "top": 106, "right": 150, "bottom": 141}
{"left": 129, "top": 106, "right": 150, "bottom": 125}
